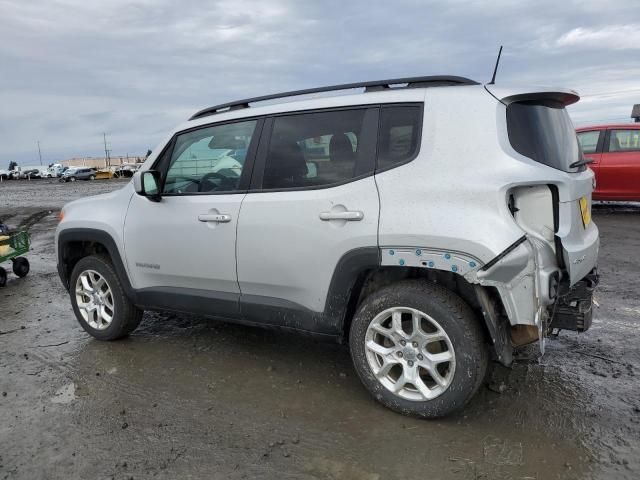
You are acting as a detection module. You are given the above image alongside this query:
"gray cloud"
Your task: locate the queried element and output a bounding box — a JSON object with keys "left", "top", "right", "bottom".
{"left": 1, "top": 0, "right": 639, "bottom": 168}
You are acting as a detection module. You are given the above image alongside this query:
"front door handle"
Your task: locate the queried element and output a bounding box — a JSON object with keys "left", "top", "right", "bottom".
{"left": 319, "top": 210, "right": 364, "bottom": 221}
{"left": 198, "top": 213, "right": 232, "bottom": 223}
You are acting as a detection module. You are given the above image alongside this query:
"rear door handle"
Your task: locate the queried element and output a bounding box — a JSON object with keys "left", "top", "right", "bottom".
{"left": 198, "top": 213, "right": 232, "bottom": 223}
{"left": 319, "top": 210, "right": 364, "bottom": 221}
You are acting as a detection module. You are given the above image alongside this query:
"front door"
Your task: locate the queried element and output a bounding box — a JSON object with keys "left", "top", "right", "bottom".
{"left": 123, "top": 118, "right": 262, "bottom": 317}
{"left": 598, "top": 128, "right": 640, "bottom": 200}
{"left": 236, "top": 108, "right": 380, "bottom": 332}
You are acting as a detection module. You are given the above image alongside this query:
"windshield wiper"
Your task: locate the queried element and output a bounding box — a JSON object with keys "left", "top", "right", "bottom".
{"left": 569, "top": 158, "right": 594, "bottom": 169}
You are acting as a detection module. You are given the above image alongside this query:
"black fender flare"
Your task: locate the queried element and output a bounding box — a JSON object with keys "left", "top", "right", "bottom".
{"left": 57, "top": 228, "right": 136, "bottom": 301}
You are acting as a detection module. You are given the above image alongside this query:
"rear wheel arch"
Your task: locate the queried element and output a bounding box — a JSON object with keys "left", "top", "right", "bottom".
{"left": 341, "top": 266, "right": 511, "bottom": 364}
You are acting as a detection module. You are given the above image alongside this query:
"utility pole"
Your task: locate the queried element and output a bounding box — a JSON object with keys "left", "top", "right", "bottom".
{"left": 37, "top": 141, "right": 43, "bottom": 165}
{"left": 103, "top": 133, "right": 111, "bottom": 168}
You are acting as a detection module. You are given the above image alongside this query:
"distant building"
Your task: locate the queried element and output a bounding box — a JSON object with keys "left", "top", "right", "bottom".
{"left": 60, "top": 155, "right": 145, "bottom": 169}
{"left": 632, "top": 104, "right": 640, "bottom": 123}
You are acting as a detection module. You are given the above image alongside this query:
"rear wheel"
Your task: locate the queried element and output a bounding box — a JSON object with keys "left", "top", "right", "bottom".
{"left": 0, "top": 267, "right": 6, "bottom": 287}
{"left": 12, "top": 257, "right": 29, "bottom": 277}
{"left": 70, "top": 176, "right": 76, "bottom": 182}
{"left": 349, "top": 280, "right": 488, "bottom": 418}
{"left": 69, "top": 255, "right": 142, "bottom": 340}
{"left": 89, "top": 175, "right": 95, "bottom": 181}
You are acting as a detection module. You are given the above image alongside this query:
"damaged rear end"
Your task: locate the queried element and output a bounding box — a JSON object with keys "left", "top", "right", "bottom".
{"left": 477, "top": 85, "right": 600, "bottom": 358}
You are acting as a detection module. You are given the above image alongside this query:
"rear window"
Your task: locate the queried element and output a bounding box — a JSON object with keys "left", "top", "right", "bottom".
{"left": 377, "top": 105, "right": 422, "bottom": 171}
{"left": 507, "top": 100, "right": 581, "bottom": 172}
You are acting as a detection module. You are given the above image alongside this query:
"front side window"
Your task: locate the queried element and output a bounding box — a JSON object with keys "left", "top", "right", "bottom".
{"left": 262, "top": 109, "right": 372, "bottom": 189}
{"left": 377, "top": 105, "right": 422, "bottom": 171}
{"left": 609, "top": 129, "right": 640, "bottom": 152}
{"left": 577, "top": 130, "right": 601, "bottom": 154}
{"left": 163, "top": 119, "right": 257, "bottom": 194}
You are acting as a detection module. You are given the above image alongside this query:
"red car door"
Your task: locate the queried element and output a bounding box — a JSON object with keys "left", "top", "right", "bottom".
{"left": 598, "top": 128, "right": 640, "bottom": 201}
{"left": 576, "top": 129, "right": 603, "bottom": 199}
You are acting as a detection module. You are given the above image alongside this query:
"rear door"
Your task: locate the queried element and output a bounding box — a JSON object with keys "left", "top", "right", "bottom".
{"left": 598, "top": 128, "right": 640, "bottom": 200}
{"left": 236, "top": 107, "right": 379, "bottom": 332}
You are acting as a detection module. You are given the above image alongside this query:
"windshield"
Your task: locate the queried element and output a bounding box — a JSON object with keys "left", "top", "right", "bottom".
{"left": 506, "top": 100, "right": 581, "bottom": 172}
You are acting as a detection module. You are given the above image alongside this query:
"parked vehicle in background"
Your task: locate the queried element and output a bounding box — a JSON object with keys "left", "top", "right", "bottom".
{"left": 20, "top": 168, "right": 42, "bottom": 179}
{"left": 60, "top": 168, "right": 97, "bottom": 182}
{"left": 577, "top": 124, "right": 640, "bottom": 201}
{"left": 47, "top": 164, "right": 65, "bottom": 178}
{"left": 113, "top": 163, "right": 141, "bottom": 178}
{"left": 0, "top": 169, "right": 9, "bottom": 180}
{"left": 56, "top": 76, "right": 599, "bottom": 418}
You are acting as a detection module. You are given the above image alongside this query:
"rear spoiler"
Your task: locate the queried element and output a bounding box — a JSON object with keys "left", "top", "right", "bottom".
{"left": 485, "top": 85, "right": 580, "bottom": 107}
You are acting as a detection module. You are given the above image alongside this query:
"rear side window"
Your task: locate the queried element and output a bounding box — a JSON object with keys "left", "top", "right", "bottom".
{"left": 261, "top": 108, "right": 375, "bottom": 189}
{"left": 608, "top": 129, "right": 640, "bottom": 152}
{"left": 377, "top": 105, "right": 422, "bottom": 171}
{"left": 577, "top": 130, "right": 601, "bottom": 154}
{"left": 507, "top": 100, "right": 581, "bottom": 172}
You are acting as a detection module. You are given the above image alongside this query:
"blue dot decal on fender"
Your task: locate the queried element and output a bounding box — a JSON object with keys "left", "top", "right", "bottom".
{"left": 416, "top": 249, "right": 422, "bottom": 256}
{"left": 469, "top": 261, "right": 476, "bottom": 268}
{"left": 428, "top": 261, "right": 435, "bottom": 267}
{"left": 444, "top": 253, "right": 451, "bottom": 260}
{"left": 399, "top": 259, "right": 405, "bottom": 266}
{"left": 389, "top": 250, "right": 395, "bottom": 256}
{"left": 451, "top": 265, "right": 458, "bottom": 272}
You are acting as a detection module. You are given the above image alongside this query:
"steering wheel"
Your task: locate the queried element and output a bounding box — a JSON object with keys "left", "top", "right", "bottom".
{"left": 199, "top": 171, "right": 227, "bottom": 192}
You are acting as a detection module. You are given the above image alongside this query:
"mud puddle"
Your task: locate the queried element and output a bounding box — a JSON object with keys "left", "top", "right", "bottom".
{"left": 1, "top": 180, "right": 639, "bottom": 479}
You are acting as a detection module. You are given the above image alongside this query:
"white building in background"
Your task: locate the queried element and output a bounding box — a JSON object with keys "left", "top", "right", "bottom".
{"left": 60, "top": 155, "right": 146, "bottom": 169}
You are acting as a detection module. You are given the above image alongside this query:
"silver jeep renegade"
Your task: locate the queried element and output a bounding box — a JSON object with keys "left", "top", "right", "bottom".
{"left": 56, "top": 75, "right": 599, "bottom": 417}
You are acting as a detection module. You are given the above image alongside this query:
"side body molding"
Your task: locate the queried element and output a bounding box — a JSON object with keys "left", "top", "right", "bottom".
{"left": 57, "top": 237, "right": 380, "bottom": 339}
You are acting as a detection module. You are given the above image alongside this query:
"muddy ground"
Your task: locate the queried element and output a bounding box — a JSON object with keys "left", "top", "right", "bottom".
{"left": 1, "top": 179, "right": 639, "bottom": 480}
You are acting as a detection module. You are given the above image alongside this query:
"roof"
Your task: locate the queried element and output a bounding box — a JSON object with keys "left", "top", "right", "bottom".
{"left": 576, "top": 124, "right": 640, "bottom": 131}
{"left": 189, "top": 75, "right": 479, "bottom": 121}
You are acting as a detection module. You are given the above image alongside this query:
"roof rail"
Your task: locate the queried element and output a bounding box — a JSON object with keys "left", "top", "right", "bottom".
{"left": 189, "top": 75, "right": 479, "bottom": 120}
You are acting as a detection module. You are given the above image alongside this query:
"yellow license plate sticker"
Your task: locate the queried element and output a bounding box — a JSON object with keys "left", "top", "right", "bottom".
{"left": 579, "top": 196, "right": 591, "bottom": 228}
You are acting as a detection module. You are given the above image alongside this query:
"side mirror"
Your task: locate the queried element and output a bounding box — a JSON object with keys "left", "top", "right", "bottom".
{"left": 133, "top": 170, "right": 162, "bottom": 202}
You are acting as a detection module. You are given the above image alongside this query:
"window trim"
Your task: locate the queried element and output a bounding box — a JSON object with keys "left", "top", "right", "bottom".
{"left": 374, "top": 102, "right": 424, "bottom": 174}
{"left": 577, "top": 129, "right": 604, "bottom": 155}
{"left": 151, "top": 117, "right": 265, "bottom": 196}
{"left": 603, "top": 128, "right": 640, "bottom": 154}
{"left": 249, "top": 105, "right": 380, "bottom": 193}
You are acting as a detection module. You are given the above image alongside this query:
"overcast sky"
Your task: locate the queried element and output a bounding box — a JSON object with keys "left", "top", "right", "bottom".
{"left": 1, "top": 0, "right": 639, "bottom": 168}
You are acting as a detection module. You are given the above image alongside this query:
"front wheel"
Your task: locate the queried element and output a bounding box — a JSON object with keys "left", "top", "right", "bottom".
{"left": 349, "top": 280, "right": 488, "bottom": 418}
{"left": 89, "top": 175, "right": 95, "bottom": 181}
{"left": 70, "top": 176, "right": 76, "bottom": 182}
{"left": 69, "top": 255, "right": 143, "bottom": 340}
{"left": 0, "top": 267, "right": 6, "bottom": 287}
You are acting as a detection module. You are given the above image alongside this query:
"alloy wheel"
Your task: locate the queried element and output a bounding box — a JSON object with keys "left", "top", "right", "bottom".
{"left": 75, "top": 270, "right": 115, "bottom": 330}
{"left": 364, "top": 307, "right": 456, "bottom": 401}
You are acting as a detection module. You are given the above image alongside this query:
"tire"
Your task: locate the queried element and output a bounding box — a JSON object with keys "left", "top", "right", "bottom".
{"left": 12, "top": 257, "right": 29, "bottom": 277}
{"left": 70, "top": 176, "right": 76, "bottom": 182}
{"left": 349, "top": 279, "right": 488, "bottom": 418}
{"left": 89, "top": 175, "right": 95, "bottom": 181}
{"left": 69, "top": 255, "right": 143, "bottom": 340}
{"left": 0, "top": 267, "right": 6, "bottom": 287}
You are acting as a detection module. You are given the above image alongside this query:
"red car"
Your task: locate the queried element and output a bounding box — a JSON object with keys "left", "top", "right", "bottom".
{"left": 576, "top": 124, "right": 640, "bottom": 201}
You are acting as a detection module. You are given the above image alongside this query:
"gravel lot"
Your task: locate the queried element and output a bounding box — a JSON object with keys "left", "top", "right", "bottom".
{"left": 1, "top": 179, "right": 639, "bottom": 480}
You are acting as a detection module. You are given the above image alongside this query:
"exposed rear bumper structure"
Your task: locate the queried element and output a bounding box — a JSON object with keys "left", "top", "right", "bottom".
{"left": 549, "top": 267, "right": 599, "bottom": 333}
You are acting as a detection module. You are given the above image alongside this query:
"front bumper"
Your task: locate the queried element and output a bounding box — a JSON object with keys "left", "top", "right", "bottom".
{"left": 549, "top": 267, "right": 599, "bottom": 332}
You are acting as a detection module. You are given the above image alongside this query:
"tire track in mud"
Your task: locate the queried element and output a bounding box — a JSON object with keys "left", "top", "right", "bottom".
{"left": 18, "top": 210, "right": 55, "bottom": 230}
